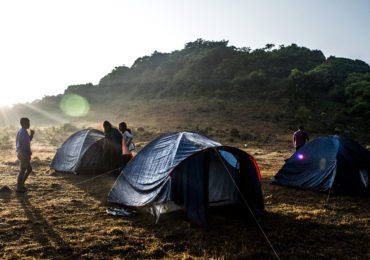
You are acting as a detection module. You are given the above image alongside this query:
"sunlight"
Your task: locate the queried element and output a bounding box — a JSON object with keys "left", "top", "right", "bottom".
{"left": 22, "top": 103, "right": 67, "bottom": 124}
{"left": 0, "top": 106, "right": 21, "bottom": 126}
{"left": 0, "top": 107, "right": 11, "bottom": 126}
{"left": 0, "top": 95, "right": 18, "bottom": 108}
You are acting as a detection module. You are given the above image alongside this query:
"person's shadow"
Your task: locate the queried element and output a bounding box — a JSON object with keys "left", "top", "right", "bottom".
{"left": 16, "top": 193, "right": 75, "bottom": 258}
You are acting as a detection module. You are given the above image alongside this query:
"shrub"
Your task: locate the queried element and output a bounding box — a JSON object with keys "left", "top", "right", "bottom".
{"left": 0, "top": 135, "right": 13, "bottom": 149}
{"left": 230, "top": 128, "right": 240, "bottom": 138}
{"left": 61, "top": 123, "right": 78, "bottom": 132}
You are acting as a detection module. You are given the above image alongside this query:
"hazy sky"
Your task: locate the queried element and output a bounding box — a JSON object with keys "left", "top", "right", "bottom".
{"left": 0, "top": 0, "right": 369, "bottom": 106}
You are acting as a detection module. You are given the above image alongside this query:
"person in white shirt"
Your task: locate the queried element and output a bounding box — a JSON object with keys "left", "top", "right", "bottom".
{"left": 119, "top": 122, "right": 135, "bottom": 166}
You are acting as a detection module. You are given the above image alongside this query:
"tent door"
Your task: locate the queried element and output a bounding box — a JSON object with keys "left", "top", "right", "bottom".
{"left": 207, "top": 150, "right": 239, "bottom": 207}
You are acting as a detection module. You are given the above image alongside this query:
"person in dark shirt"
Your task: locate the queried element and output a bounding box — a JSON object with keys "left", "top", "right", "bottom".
{"left": 293, "top": 126, "right": 309, "bottom": 151}
{"left": 16, "top": 117, "right": 35, "bottom": 192}
{"left": 103, "top": 121, "right": 122, "bottom": 169}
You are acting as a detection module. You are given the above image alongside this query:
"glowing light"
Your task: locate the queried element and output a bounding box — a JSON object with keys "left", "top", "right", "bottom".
{"left": 60, "top": 94, "right": 90, "bottom": 117}
{"left": 297, "top": 153, "right": 304, "bottom": 160}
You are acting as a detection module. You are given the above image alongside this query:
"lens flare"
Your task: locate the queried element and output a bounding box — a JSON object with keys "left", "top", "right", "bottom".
{"left": 319, "top": 157, "right": 327, "bottom": 170}
{"left": 60, "top": 94, "right": 90, "bottom": 117}
{"left": 297, "top": 153, "right": 304, "bottom": 160}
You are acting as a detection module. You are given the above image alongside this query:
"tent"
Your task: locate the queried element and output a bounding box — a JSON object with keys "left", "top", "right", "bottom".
{"left": 50, "top": 128, "right": 111, "bottom": 174}
{"left": 108, "top": 132, "right": 264, "bottom": 226}
{"left": 272, "top": 135, "right": 370, "bottom": 196}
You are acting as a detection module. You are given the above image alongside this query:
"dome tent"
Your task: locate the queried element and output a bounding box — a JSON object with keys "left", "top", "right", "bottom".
{"left": 50, "top": 128, "right": 113, "bottom": 174}
{"left": 108, "top": 132, "right": 264, "bottom": 226}
{"left": 272, "top": 135, "right": 370, "bottom": 196}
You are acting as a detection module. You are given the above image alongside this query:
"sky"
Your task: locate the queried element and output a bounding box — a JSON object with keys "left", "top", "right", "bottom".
{"left": 0, "top": 0, "right": 369, "bottom": 107}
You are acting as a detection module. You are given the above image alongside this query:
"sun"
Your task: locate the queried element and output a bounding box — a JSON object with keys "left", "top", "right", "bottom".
{"left": 0, "top": 94, "right": 19, "bottom": 108}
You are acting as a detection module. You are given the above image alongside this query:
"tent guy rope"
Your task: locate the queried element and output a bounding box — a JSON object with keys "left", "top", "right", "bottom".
{"left": 73, "top": 167, "right": 122, "bottom": 186}
{"left": 214, "top": 148, "right": 281, "bottom": 260}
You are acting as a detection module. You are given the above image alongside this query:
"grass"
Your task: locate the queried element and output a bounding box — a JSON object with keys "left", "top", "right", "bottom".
{"left": 0, "top": 102, "right": 369, "bottom": 259}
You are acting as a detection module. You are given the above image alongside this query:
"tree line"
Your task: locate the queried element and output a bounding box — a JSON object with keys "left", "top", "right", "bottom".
{"left": 9, "top": 39, "right": 370, "bottom": 140}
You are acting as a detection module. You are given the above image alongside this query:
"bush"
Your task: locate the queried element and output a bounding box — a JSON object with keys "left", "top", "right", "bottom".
{"left": 61, "top": 123, "right": 79, "bottom": 132}
{"left": 0, "top": 135, "right": 13, "bottom": 149}
{"left": 230, "top": 128, "right": 240, "bottom": 138}
{"left": 294, "top": 106, "right": 312, "bottom": 121}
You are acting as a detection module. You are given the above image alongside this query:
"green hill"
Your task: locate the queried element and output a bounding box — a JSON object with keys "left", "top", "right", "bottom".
{"left": 5, "top": 39, "right": 370, "bottom": 142}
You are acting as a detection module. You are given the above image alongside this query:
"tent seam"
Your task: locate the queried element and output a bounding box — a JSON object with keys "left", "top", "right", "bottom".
{"left": 74, "top": 129, "right": 93, "bottom": 172}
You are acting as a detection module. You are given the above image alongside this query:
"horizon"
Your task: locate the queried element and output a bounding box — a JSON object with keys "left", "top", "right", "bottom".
{"left": 1, "top": 0, "right": 369, "bottom": 106}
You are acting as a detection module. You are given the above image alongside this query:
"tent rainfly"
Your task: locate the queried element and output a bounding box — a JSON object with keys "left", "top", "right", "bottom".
{"left": 272, "top": 135, "right": 370, "bottom": 196}
{"left": 50, "top": 129, "right": 107, "bottom": 174}
{"left": 108, "top": 132, "right": 264, "bottom": 226}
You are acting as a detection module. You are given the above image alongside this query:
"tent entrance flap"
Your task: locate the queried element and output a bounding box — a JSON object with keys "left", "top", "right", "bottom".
{"left": 170, "top": 151, "right": 208, "bottom": 226}
{"left": 208, "top": 150, "right": 239, "bottom": 206}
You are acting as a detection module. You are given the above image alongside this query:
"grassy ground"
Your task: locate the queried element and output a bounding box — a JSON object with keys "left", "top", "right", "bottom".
{"left": 0, "top": 121, "right": 369, "bottom": 259}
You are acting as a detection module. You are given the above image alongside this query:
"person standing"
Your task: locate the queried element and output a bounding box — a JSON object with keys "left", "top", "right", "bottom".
{"left": 293, "top": 126, "right": 309, "bottom": 151}
{"left": 103, "top": 121, "right": 122, "bottom": 169}
{"left": 119, "top": 122, "right": 135, "bottom": 166}
{"left": 16, "top": 117, "right": 35, "bottom": 192}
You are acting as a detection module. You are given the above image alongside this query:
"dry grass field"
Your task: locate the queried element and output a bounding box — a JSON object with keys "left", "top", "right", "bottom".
{"left": 0, "top": 113, "right": 369, "bottom": 259}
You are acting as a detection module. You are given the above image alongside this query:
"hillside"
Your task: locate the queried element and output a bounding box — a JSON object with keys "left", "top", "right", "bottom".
{"left": 3, "top": 39, "right": 370, "bottom": 142}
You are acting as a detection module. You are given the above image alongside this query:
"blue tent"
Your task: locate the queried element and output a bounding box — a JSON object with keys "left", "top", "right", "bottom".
{"left": 272, "top": 135, "right": 370, "bottom": 196}
{"left": 108, "top": 132, "right": 264, "bottom": 226}
{"left": 50, "top": 129, "right": 107, "bottom": 174}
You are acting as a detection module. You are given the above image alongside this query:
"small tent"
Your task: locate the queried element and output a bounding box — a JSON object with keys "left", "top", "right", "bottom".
{"left": 108, "top": 132, "right": 264, "bottom": 226}
{"left": 50, "top": 129, "right": 108, "bottom": 174}
{"left": 272, "top": 135, "right": 370, "bottom": 196}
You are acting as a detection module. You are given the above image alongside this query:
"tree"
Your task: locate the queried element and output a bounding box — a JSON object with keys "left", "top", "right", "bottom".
{"left": 264, "top": 43, "right": 275, "bottom": 51}
{"left": 344, "top": 72, "right": 370, "bottom": 116}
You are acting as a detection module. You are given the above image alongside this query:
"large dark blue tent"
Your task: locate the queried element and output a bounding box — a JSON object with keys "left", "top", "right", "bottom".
{"left": 50, "top": 129, "right": 107, "bottom": 174}
{"left": 272, "top": 135, "right": 370, "bottom": 196}
{"left": 108, "top": 132, "right": 264, "bottom": 226}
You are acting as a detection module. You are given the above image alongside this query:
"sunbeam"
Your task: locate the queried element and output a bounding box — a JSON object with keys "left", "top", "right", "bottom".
{"left": 20, "top": 103, "right": 68, "bottom": 125}
{"left": 5, "top": 107, "right": 23, "bottom": 126}
{"left": 0, "top": 107, "right": 12, "bottom": 126}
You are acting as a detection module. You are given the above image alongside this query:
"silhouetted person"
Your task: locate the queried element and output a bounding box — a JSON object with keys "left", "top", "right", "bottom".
{"left": 119, "top": 122, "right": 135, "bottom": 167}
{"left": 16, "top": 117, "right": 35, "bottom": 192}
{"left": 103, "top": 121, "right": 122, "bottom": 169}
{"left": 293, "top": 126, "right": 309, "bottom": 151}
